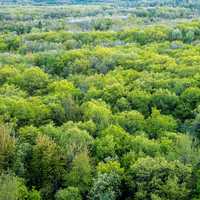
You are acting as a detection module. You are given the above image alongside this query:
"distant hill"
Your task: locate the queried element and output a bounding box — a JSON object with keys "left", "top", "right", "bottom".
{"left": 0, "top": 0, "right": 195, "bottom": 5}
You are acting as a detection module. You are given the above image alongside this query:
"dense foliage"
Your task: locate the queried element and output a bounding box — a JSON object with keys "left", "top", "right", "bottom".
{"left": 1, "top": 1, "right": 200, "bottom": 200}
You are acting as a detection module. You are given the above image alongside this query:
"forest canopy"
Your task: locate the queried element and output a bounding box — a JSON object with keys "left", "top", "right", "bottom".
{"left": 1, "top": 1, "right": 200, "bottom": 200}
